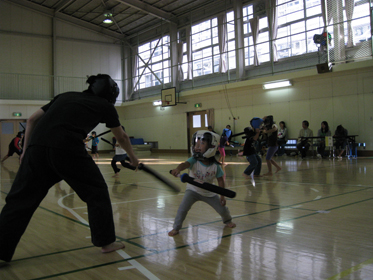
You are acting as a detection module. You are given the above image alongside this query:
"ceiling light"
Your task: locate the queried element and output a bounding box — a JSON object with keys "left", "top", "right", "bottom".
{"left": 103, "top": 11, "right": 113, "bottom": 24}
{"left": 263, "top": 80, "right": 292, "bottom": 90}
{"left": 153, "top": 100, "right": 162, "bottom": 106}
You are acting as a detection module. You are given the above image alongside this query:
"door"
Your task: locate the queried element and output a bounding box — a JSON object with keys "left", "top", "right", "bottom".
{"left": 187, "top": 110, "right": 208, "bottom": 151}
{"left": 0, "top": 120, "right": 27, "bottom": 159}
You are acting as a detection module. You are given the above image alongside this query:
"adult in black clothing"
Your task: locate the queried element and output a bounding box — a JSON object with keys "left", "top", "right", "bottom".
{"left": 242, "top": 125, "right": 262, "bottom": 180}
{"left": 0, "top": 74, "right": 139, "bottom": 262}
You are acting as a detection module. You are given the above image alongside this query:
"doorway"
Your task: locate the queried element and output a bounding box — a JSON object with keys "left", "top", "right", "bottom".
{"left": 187, "top": 110, "right": 209, "bottom": 151}
{"left": 0, "top": 120, "right": 27, "bottom": 158}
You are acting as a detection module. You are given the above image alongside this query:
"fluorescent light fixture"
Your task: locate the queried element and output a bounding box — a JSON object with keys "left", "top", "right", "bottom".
{"left": 103, "top": 12, "right": 113, "bottom": 24}
{"left": 263, "top": 80, "right": 292, "bottom": 90}
{"left": 153, "top": 100, "right": 162, "bottom": 106}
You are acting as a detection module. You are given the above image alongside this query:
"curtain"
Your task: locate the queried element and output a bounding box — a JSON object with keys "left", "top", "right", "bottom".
{"left": 345, "top": 0, "right": 355, "bottom": 47}
{"left": 266, "top": 0, "right": 278, "bottom": 62}
{"left": 218, "top": 14, "right": 227, "bottom": 73}
{"left": 206, "top": 109, "right": 215, "bottom": 131}
{"left": 249, "top": 16, "right": 260, "bottom": 66}
{"left": 177, "top": 42, "right": 184, "bottom": 81}
{"left": 186, "top": 26, "right": 193, "bottom": 80}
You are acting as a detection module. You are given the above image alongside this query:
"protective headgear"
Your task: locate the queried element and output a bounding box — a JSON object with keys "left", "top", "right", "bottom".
{"left": 86, "top": 74, "right": 119, "bottom": 104}
{"left": 191, "top": 130, "right": 219, "bottom": 160}
{"left": 250, "top": 117, "right": 264, "bottom": 129}
{"left": 244, "top": 126, "right": 253, "bottom": 136}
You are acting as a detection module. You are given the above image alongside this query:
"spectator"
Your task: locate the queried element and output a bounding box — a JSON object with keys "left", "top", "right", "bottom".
{"left": 334, "top": 125, "right": 348, "bottom": 158}
{"left": 277, "top": 121, "right": 288, "bottom": 156}
{"left": 317, "top": 121, "right": 331, "bottom": 158}
{"left": 296, "top": 120, "right": 313, "bottom": 159}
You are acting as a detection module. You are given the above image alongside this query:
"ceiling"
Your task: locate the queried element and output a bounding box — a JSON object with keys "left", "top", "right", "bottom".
{"left": 9, "top": 0, "right": 238, "bottom": 43}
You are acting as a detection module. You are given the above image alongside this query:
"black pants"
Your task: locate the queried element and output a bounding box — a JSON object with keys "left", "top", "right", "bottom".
{"left": 111, "top": 154, "right": 130, "bottom": 173}
{"left": 297, "top": 142, "right": 310, "bottom": 157}
{"left": 317, "top": 142, "right": 327, "bottom": 156}
{"left": 0, "top": 146, "right": 116, "bottom": 262}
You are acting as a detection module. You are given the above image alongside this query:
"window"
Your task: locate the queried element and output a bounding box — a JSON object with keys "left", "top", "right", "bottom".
{"left": 192, "top": 18, "right": 218, "bottom": 77}
{"left": 136, "top": 36, "right": 170, "bottom": 89}
{"left": 193, "top": 115, "right": 202, "bottom": 128}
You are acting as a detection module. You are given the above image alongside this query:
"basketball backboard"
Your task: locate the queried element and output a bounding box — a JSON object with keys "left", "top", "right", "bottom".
{"left": 161, "top": 88, "right": 176, "bottom": 107}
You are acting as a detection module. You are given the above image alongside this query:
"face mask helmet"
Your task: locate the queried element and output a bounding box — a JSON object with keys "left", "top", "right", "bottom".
{"left": 86, "top": 74, "right": 119, "bottom": 104}
{"left": 191, "top": 130, "right": 219, "bottom": 160}
{"left": 250, "top": 117, "right": 264, "bottom": 129}
{"left": 244, "top": 126, "right": 253, "bottom": 137}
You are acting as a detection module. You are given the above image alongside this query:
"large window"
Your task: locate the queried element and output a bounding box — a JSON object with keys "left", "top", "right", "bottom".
{"left": 180, "top": 11, "right": 235, "bottom": 80}
{"left": 136, "top": 36, "right": 170, "bottom": 90}
{"left": 191, "top": 18, "right": 219, "bottom": 77}
{"left": 135, "top": 0, "right": 371, "bottom": 90}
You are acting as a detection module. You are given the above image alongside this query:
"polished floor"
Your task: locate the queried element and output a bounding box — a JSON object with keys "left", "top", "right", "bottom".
{"left": 1, "top": 152, "right": 372, "bottom": 280}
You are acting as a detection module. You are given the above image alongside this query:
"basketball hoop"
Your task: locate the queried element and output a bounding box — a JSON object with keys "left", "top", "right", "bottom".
{"left": 161, "top": 100, "right": 170, "bottom": 107}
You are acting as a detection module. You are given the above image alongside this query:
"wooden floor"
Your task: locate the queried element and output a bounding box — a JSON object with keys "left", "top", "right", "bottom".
{"left": 1, "top": 153, "right": 373, "bottom": 280}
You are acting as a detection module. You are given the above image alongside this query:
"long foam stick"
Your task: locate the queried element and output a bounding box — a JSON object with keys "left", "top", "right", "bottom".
{"left": 120, "top": 163, "right": 181, "bottom": 193}
{"left": 172, "top": 172, "right": 236, "bottom": 198}
{"left": 101, "top": 137, "right": 115, "bottom": 147}
{"left": 96, "top": 129, "right": 111, "bottom": 138}
{"left": 86, "top": 130, "right": 112, "bottom": 142}
{"left": 139, "top": 163, "right": 181, "bottom": 193}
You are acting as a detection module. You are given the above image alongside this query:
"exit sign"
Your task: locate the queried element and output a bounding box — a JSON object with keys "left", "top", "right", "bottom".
{"left": 194, "top": 103, "right": 202, "bottom": 108}
{"left": 13, "top": 112, "right": 22, "bottom": 117}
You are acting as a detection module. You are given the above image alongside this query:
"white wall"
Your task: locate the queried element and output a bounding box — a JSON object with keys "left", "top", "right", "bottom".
{"left": 0, "top": 1, "right": 123, "bottom": 100}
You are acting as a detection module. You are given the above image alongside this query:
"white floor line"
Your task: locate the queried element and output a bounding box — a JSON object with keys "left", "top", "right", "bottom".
{"left": 116, "top": 249, "right": 160, "bottom": 280}
{"left": 71, "top": 194, "right": 181, "bottom": 210}
{"left": 118, "top": 265, "right": 135, "bottom": 271}
{"left": 57, "top": 193, "right": 88, "bottom": 225}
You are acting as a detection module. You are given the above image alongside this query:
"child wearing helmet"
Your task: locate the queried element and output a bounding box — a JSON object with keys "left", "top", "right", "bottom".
{"left": 168, "top": 130, "right": 236, "bottom": 236}
{"left": 242, "top": 119, "right": 263, "bottom": 181}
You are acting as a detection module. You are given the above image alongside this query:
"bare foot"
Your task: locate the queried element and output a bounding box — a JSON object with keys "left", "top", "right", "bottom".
{"left": 168, "top": 229, "right": 179, "bottom": 236}
{"left": 225, "top": 222, "right": 236, "bottom": 228}
{"left": 101, "top": 241, "right": 125, "bottom": 253}
{"left": 263, "top": 172, "right": 273, "bottom": 176}
{"left": 112, "top": 173, "right": 119, "bottom": 177}
{"left": 275, "top": 167, "right": 282, "bottom": 173}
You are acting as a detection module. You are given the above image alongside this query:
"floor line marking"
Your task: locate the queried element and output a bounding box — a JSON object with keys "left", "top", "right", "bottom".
{"left": 58, "top": 194, "right": 159, "bottom": 280}
{"left": 327, "top": 257, "right": 373, "bottom": 280}
{"left": 57, "top": 193, "right": 88, "bottom": 225}
{"left": 116, "top": 250, "right": 160, "bottom": 280}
